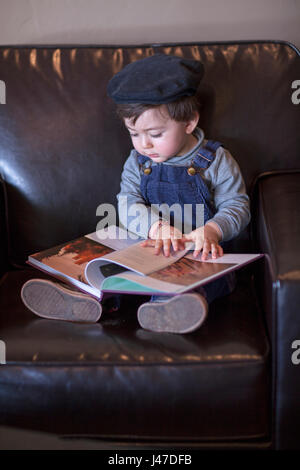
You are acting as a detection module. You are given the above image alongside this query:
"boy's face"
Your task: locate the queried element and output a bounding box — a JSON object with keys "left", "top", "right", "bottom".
{"left": 124, "top": 106, "right": 198, "bottom": 163}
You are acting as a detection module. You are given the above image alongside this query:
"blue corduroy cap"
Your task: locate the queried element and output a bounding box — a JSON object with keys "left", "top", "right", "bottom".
{"left": 107, "top": 54, "right": 204, "bottom": 104}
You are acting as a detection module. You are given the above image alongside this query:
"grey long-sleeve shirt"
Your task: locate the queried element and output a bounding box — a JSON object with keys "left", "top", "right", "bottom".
{"left": 117, "top": 128, "right": 250, "bottom": 241}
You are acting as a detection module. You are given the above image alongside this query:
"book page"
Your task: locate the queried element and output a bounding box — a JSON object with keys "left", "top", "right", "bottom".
{"left": 28, "top": 235, "right": 113, "bottom": 298}
{"left": 85, "top": 225, "right": 142, "bottom": 251}
{"left": 100, "top": 253, "right": 263, "bottom": 295}
{"left": 148, "top": 257, "right": 235, "bottom": 286}
{"left": 84, "top": 242, "right": 192, "bottom": 291}
{"left": 98, "top": 241, "right": 193, "bottom": 276}
{"left": 101, "top": 270, "right": 183, "bottom": 294}
{"left": 100, "top": 259, "right": 235, "bottom": 295}
{"left": 184, "top": 252, "right": 262, "bottom": 265}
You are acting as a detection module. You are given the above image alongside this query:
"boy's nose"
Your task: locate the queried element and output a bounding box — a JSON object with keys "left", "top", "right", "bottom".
{"left": 141, "top": 135, "right": 153, "bottom": 148}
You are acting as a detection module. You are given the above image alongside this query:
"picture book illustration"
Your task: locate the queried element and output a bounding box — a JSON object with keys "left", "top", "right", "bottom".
{"left": 28, "top": 226, "right": 263, "bottom": 297}
{"left": 148, "top": 256, "right": 235, "bottom": 286}
{"left": 30, "top": 236, "right": 113, "bottom": 294}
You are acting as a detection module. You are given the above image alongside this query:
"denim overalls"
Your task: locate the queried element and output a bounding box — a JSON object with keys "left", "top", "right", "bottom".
{"left": 137, "top": 140, "right": 236, "bottom": 304}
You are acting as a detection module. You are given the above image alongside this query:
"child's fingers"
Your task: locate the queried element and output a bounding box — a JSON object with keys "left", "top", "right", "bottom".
{"left": 193, "top": 237, "right": 204, "bottom": 258}
{"left": 201, "top": 239, "right": 211, "bottom": 260}
{"left": 141, "top": 238, "right": 163, "bottom": 253}
{"left": 181, "top": 234, "right": 192, "bottom": 243}
{"left": 154, "top": 238, "right": 163, "bottom": 255}
{"left": 211, "top": 243, "right": 219, "bottom": 259}
{"left": 171, "top": 237, "right": 185, "bottom": 252}
{"left": 172, "top": 238, "right": 178, "bottom": 252}
{"left": 182, "top": 234, "right": 199, "bottom": 250}
{"left": 141, "top": 238, "right": 222, "bottom": 262}
{"left": 218, "top": 245, "right": 224, "bottom": 257}
{"left": 140, "top": 239, "right": 155, "bottom": 247}
{"left": 210, "top": 243, "right": 223, "bottom": 259}
{"left": 141, "top": 238, "right": 179, "bottom": 257}
{"left": 162, "top": 238, "right": 171, "bottom": 257}
{"left": 201, "top": 240, "right": 222, "bottom": 260}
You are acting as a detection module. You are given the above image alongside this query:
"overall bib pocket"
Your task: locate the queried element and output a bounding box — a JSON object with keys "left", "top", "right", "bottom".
{"left": 146, "top": 181, "right": 199, "bottom": 206}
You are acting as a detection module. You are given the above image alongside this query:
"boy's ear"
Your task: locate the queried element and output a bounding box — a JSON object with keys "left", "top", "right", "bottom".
{"left": 185, "top": 111, "right": 200, "bottom": 134}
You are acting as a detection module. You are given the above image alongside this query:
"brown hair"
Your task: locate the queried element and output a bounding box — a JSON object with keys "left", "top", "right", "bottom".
{"left": 116, "top": 95, "right": 201, "bottom": 124}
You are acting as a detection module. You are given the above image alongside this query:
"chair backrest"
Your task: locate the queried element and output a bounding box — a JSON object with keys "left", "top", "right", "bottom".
{"left": 0, "top": 41, "right": 299, "bottom": 266}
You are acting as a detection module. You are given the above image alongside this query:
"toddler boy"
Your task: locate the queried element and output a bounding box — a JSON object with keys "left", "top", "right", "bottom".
{"left": 21, "top": 54, "right": 250, "bottom": 334}
{"left": 107, "top": 53, "right": 250, "bottom": 333}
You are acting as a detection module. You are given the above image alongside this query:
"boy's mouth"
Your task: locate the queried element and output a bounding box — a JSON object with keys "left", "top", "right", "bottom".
{"left": 148, "top": 153, "right": 160, "bottom": 159}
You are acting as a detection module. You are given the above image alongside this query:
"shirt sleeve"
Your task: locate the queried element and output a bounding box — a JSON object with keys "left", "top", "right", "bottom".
{"left": 116, "top": 150, "right": 161, "bottom": 239}
{"left": 204, "top": 147, "right": 251, "bottom": 242}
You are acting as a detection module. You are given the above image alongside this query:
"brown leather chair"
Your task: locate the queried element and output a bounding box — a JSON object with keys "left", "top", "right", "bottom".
{"left": 0, "top": 41, "right": 299, "bottom": 450}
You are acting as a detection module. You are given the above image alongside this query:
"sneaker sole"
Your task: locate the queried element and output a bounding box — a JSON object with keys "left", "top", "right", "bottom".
{"left": 137, "top": 293, "right": 207, "bottom": 334}
{"left": 21, "top": 279, "right": 102, "bottom": 323}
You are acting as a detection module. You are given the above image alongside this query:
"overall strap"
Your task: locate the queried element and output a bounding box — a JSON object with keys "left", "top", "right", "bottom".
{"left": 137, "top": 153, "right": 153, "bottom": 174}
{"left": 137, "top": 139, "right": 223, "bottom": 171}
{"left": 137, "top": 154, "right": 149, "bottom": 165}
{"left": 194, "top": 140, "right": 223, "bottom": 169}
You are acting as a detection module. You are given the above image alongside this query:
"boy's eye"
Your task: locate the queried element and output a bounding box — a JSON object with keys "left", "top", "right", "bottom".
{"left": 129, "top": 132, "right": 162, "bottom": 138}
{"left": 150, "top": 133, "right": 162, "bottom": 138}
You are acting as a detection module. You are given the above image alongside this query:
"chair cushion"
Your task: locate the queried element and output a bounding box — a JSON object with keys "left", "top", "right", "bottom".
{"left": 0, "top": 267, "right": 270, "bottom": 442}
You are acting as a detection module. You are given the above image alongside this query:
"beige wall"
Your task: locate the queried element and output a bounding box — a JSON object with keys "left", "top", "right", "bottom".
{"left": 0, "top": 0, "right": 299, "bottom": 49}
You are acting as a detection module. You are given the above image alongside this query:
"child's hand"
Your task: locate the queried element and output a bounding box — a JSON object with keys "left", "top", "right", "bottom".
{"left": 141, "top": 221, "right": 185, "bottom": 257}
{"left": 182, "top": 222, "right": 223, "bottom": 260}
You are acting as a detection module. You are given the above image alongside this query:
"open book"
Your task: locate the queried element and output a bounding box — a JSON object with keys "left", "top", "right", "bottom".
{"left": 27, "top": 225, "right": 263, "bottom": 300}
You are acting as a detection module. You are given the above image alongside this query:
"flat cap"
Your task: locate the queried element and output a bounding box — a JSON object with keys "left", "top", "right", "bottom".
{"left": 107, "top": 54, "right": 204, "bottom": 104}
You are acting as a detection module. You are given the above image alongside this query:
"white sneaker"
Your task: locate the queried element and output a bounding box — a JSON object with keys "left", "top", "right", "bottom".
{"left": 137, "top": 293, "right": 208, "bottom": 334}
{"left": 21, "top": 279, "right": 102, "bottom": 323}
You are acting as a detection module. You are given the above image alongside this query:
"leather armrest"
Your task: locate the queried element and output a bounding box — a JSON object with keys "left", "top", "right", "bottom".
{"left": 253, "top": 170, "right": 300, "bottom": 450}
